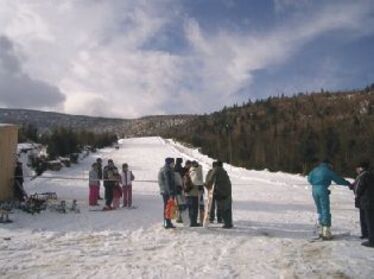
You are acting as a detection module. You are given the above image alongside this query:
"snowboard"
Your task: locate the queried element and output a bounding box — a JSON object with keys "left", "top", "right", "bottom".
{"left": 203, "top": 183, "right": 215, "bottom": 228}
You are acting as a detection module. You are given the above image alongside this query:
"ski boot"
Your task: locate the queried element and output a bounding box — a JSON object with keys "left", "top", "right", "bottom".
{"left": 321, "top": 226, "right": 332, "bottom": 240}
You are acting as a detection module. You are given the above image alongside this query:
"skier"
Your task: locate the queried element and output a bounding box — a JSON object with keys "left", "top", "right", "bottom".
{"left": 206, "top": 161, "right": 233, "bottom": 228}
{"left": 88, "top": 162, "right": 100, "bottom": 206}
{"left": 103, "top": 159, "right": 118, "bottom": 210}
{"left": 158, "top": 157, "right": 177, "bottom": 229}
{"left": 190, "top": 161, "right": 205, "bottom": 225}
{"left": 120, "top": 163, "right": 135, "bottom": 208}
{"left": 351, "top": 161, "right": 374, "bottom": 248}
{"left": 205, "top": 161, "right": 222, "bottom": 223}
{"left": 307, "top": 159, "right": 350, "bottom": 239}
{"left": 96, "top": 158, "right": 103, "bottom": 200}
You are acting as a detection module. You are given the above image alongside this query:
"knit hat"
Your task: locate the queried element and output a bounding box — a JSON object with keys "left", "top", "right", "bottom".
{"left": 165, "top": 157, "right": 174, "bottom": 165}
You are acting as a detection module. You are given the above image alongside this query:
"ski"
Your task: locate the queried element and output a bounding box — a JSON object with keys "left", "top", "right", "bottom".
{"left": 308, "top": 232, "right": 351, "bottom": 243}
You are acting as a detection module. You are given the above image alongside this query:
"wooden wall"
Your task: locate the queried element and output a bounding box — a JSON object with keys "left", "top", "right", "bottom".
{"left": 0, "top": 124, "right": 18, "bottom": 202}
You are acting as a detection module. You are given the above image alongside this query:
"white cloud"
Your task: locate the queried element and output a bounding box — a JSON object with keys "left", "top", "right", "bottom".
{"left": 0, "top": 0, "right": 373, "bottom": 117}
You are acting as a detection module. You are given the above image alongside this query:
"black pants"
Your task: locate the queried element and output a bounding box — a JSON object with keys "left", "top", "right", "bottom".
{"left": 162, "top": 194, "right": 173, "bottom": 226}
{"left": 217, "top": 196, "right": 233, "bottom": 227}
{"left": 364, "top": 208, "right": 374, "bottom": 244}
{"left": 104, "top": 184, "right": 114, "bottom": 207}
{"left": 209, "top": 197, "right": 222, "bottom": 222}
{"left": 187, "top": 196, "right": 199, "bottom": 226}
{"left": 360, "top": 209, "right": 368, "bottom": 237}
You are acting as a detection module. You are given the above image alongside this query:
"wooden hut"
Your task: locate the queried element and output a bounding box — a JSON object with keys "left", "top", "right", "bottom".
{"left": 0, "top": 124, "right": 18, "bottom": 202}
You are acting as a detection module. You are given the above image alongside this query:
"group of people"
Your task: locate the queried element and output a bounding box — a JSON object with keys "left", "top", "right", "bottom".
{"left": 308, "top": 159, "right": 374, "bottom": 248}
{"left": 88, "top": 158, "right": 135, "bottom": 210}
{"left": 158, "top": 157, "right": 233, "bottom": 229}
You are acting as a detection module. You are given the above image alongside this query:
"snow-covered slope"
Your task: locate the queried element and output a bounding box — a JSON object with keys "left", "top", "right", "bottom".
{"left": 1, "top": 137, "right": 373, "bottom": 279}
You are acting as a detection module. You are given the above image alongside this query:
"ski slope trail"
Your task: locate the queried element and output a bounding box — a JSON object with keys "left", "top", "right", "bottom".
{"left": 1, "top": 137, "right": 373, "bottom": 279}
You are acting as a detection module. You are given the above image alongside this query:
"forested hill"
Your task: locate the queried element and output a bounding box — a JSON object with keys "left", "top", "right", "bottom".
{"left": 163, "top": 86, "right": 374, "bottom": 177}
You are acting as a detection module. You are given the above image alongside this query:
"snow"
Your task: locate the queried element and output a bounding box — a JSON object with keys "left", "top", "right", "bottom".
{"left": 1, "top": 136, "right": 373, "bottom": 279}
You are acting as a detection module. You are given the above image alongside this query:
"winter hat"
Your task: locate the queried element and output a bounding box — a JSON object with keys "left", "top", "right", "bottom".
{"left": 357, "top": 161, "right": 370, "bottom": 170}
{"left": 176, "top": 158, "right": 183, "bottom": 164}
{"left": 165, "top": 157, "right": 174, "bottom": 165}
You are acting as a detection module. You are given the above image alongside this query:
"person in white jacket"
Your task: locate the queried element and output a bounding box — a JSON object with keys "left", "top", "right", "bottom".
{"left": 190, "top": 161, "right": 205, "bottom": 225}
{"left": 120, "top": 163, "right": 135, "bottom": 208}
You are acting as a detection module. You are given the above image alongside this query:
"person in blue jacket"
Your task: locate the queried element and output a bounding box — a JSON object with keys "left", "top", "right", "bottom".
{"left": 308, "top": 159, "right": 350, "bottom": 239}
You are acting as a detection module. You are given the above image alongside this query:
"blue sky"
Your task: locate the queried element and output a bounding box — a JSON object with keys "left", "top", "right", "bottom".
{"left": 0, "top": 0, "right": 373, "bottom": 117}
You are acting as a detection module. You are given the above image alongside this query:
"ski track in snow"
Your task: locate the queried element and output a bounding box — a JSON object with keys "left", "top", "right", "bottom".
{"left": 1, "top": 137, "right": 373, "bottom": 279}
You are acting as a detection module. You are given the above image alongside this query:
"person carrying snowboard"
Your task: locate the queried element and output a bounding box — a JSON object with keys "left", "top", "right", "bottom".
{"left": 205, "top": 161, "right": 222, "bottom": 223}
{"left": 308, "top": 159, "right": 350, "bottom": 240}
{"left": 158, "top": 157, "right": 177, "bottom": 229}
{"left": 206, "top": 161, "right": 233, "bottom": 228}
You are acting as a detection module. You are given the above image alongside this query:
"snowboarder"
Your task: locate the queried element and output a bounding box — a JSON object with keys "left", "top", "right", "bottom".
{"left": 88, "top": 162, "right": 100, "bottom": 206}
{"left": 308, "top": 159, "right": 350, "bottom": 240}
{"left": 120, "top": 163, "right": 135, "bottom": 208}
{"left": 158, "top": 157, "right": 177, "bottom": 229}
{"left": 205, "top": 161, "right": 222, "bottom": 223}
{"left": 206, "top": 161, "right": 233, "bottom": 229}
{"left": 351, "top": 161, "right": 374, "bottom": 248}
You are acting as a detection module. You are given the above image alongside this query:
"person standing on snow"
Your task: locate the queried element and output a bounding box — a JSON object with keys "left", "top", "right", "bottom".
{"left": 351, "top": 161, "right": 374, "bottom": 248}
{"left": 174, "top": 158, "right": 186, "bottom": 223}
{"left": 96, "top": 158, "right": 103, "bottom": 200}
{"left": 205, "top": 161, "right": 223, "bottom": 223}
{"left": 190, "top": 161, "right": 205, "bottom": 225}
{"left": 308, "top": 159, "right": 350, "bottom": 239}
{"left": 103, "top": 159, "right": 118, "bottom": 210}
{"left": 120, "top": 163, "right": 135, "bottom": 208}
{"left": 206, "top": 161, "right": 233, "bottom": 228}
{"left": 88, "top": 162, "right": 100, "bottom": 206}
{"left": 158, "top": 157, "right": 177, "bottom": 229}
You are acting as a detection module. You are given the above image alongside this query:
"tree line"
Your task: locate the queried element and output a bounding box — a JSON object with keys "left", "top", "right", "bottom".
{"left": 163, "top": 86, "right": 374, "bottom": 177}
{"left": 18, "top": 125, "right": 118, "bottom": 159}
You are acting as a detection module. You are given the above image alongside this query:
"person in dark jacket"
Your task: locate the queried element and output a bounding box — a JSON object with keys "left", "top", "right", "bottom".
{"left": 206, "top": 161, "right": 233, "bottom": 228}
{"left": 14, "top": 161, "right": 27, "bottom": 202}
{"left": 158, "top": 157, "right": 177, "bottom": 229}
{"left": 103, "top": 159, "right": 118, "bottom": 210}
{"left": 96, "top": 158, "right": 103, "bottom": 200}
{"left": 353, "top": 161, "right": 374, "bottom": 248}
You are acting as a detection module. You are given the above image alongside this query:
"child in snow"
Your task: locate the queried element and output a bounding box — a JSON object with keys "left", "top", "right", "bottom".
{"left": 112, "top": 172, "right": 122, "bottom": 209}
{"left": 89, "top": 162, "right": 100, "bottom": 206}
{"left": 120, "top": 163, "right": 135, "bottom": 208}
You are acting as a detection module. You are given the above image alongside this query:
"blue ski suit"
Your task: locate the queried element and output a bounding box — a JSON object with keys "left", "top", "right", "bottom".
{"left": 308, "top": 163, "right": 349, "bottom": 226}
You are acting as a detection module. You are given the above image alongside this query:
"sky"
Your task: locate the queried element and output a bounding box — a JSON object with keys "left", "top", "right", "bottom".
{"left": 0, "top": 0, "right": 373, "bottom": 118}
